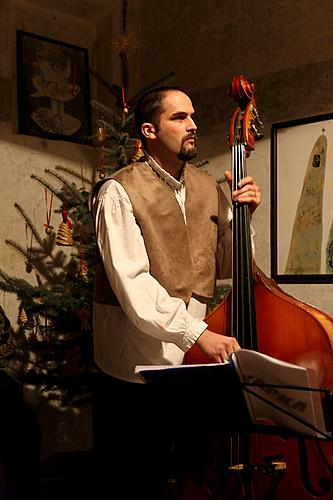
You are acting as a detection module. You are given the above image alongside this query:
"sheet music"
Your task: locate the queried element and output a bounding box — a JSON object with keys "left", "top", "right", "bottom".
{"left": 230, "top": 349, "right": 329, "bottom": 438}
{"left": 136, "top": 349, "right": 330, "bottom": 439}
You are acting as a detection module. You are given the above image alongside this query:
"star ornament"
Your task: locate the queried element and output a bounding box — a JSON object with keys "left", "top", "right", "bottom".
{"left": 112, "top": 32, "right": 138, "bottom": 55}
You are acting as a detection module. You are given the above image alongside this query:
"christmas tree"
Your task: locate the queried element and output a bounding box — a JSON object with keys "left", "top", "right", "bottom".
{"left": 0, "top": 165, "right": 96, "bottom": 409}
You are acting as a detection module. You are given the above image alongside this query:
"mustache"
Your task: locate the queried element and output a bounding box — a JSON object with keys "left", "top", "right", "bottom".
{"left": 182, "top": 132, "right": 197, "bottom": 144}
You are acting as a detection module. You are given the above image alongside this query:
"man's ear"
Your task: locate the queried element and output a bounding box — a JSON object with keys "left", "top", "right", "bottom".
{"left": 141, "top": 123, "right": 157, "bottom": 141}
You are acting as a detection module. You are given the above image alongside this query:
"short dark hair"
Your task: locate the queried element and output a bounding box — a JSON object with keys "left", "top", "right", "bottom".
{"left": 134, "top": 86, "right": 185, "bottom": 148}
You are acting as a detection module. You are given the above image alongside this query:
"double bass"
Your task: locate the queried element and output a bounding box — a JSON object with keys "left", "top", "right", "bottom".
{"left": 185, "top": 76, "right": 333, "bottom": 499}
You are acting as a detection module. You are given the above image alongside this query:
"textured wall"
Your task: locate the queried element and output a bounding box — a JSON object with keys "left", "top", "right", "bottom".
{"left": 0, "top": 0, "right": 99, "bottom": 328}
{"left": 0, "top": 0, "right": 100, "bottom": 458}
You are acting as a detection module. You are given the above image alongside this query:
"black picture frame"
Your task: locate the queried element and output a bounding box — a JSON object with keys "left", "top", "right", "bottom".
{"left": 16, "top": 30, "right": 92, "bottom": 144}
{"left": 271, "top": 113, "right": 333, "bottom": 283}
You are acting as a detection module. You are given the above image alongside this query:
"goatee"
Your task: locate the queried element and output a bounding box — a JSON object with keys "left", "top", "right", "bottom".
{"left": 177, "top": 136, "right": 198, "bottom": 161}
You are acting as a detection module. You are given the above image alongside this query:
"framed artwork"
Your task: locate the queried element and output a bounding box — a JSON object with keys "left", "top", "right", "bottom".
{"left": 271, "top": 113, "right": 333, "bottom": 283}
{"left": 16, "top": 30, "right": 92, "bottom": 144}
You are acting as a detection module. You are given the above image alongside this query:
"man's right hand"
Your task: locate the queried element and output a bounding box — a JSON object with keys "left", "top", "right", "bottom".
{"left": 195, "top": 329, "right": 240, "bottom": 363}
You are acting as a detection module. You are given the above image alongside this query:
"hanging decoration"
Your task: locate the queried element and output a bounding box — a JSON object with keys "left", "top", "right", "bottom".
{"left": 78, "top": 247, "right": 89, "bottom": 281}
{"left": 77, "top": 306, "right": 91, "bottom": 332}
{"left": 112, "top": 31, "right": 138, "bottom": 56}
{"left": 56, "top": 185, "right": 74, "bottom": 246}
{"left": 25, "top": 222, "right": 34, "bottom": 273}
{"left": 131, "top": 139, "right": 144, "bottom": 162}
{"left": 19, "top": 304, "right": 28, "bottom": 326}
{"left": 111, "top": 0, "right": 138, "bottom": 120}
{"left": 56, "top": 208, "right": 74, "bottom": 246}
{"left": 44, "top": 188, "right": 53, "bottom": 234}
{"left": 97, "top": 125, "right": 107, "bottom": 179}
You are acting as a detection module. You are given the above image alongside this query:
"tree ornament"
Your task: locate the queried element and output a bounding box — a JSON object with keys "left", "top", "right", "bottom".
{"left": 121, "top": 85, "right": 129, "bottom": 118}
{"left": 25, "top": 223, "right": 33, "bottom": 273}
{"left": 44, "top": 188, "right": 53, "bottom": 235}
{"left": 56, "top": 209, "right": 74, "bottom": 246}
{"left": 131, "top": 139, "right": 144, "bottom": 162}
{"left": 19, "top": 305, "right": 28, "bottom": 325}
{"left": 97, "top": 125, "right": 106, "bottom": 180}
{"left": 26, "top": 261, "right": 33, "bottom": 273}
{"left": 0, "top": 341, "right": 14, "bottom": 359}
{"left": 112, "top": 32, "right": 138, "bottom": 55}
{"left": 78, "top": 248, "right": 89, "bottom": 281}
{"left": 77, "top": 306, "right": 91, "bottom": 332}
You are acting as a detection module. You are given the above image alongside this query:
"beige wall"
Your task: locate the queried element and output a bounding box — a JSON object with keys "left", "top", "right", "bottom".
{"left": 0, "top": 0, "right": 100, "bottom": 458}
{"left": 0, "top": 0, "right": 99, "bottom": 329}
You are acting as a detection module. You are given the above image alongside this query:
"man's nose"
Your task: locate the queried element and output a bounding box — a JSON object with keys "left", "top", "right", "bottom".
{"left": 186, "top": 117, "right": 197, "bottom": 131}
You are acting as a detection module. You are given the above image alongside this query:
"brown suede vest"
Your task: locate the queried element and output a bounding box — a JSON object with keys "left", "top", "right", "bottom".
{"left": 93, "top": 162, "right": 219, "bottom": 306}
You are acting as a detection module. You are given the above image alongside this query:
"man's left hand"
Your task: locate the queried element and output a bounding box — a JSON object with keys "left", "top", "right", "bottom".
{"left": 224, "top": 170, "right": 261, "bottom": 215}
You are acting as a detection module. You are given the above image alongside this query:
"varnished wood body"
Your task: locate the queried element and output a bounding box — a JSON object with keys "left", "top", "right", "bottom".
{"left": 184, "top": 266, "right": 333, "bottom": 498}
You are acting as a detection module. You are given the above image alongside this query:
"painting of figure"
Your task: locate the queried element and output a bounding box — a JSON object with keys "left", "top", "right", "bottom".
{"left": 17, "top": 30, "right": 92, "bottom": 144}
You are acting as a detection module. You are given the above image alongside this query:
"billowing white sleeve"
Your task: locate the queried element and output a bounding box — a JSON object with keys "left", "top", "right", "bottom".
{"left": 93, "top": 180, "right": 207, "bottom": 352}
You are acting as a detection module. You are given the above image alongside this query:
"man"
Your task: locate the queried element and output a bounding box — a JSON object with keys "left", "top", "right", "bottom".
{"left": 91, "top": 86, "right": 261, "bottom": 499}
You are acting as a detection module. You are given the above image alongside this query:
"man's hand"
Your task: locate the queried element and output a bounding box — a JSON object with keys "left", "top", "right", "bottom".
{"left": 195, "top": 329, "right": 240, "bottom": 363}
{"left": 224, "top": 170, "right": 261, "bottom": 215}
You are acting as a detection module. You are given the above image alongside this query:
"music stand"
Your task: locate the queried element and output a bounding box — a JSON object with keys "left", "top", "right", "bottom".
{"left": 136, "top": 351, "right": 332, "bottom": 499}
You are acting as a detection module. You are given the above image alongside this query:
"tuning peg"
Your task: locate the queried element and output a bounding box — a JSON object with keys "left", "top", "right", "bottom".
{"left": 252, "top": 106, "right": 263, "bottom": 127}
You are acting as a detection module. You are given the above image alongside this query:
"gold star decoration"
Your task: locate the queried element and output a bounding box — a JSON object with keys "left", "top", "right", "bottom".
{"left": 112, "top": 32, "right": 138, "bottom": 55}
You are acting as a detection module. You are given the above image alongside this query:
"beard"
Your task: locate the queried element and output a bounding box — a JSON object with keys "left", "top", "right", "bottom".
{"left": 177, "top": 135, "right": 198, "bottom": 161}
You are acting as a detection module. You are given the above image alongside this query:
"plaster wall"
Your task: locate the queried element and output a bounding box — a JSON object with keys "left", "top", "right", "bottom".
{"left": 0, "top": 0, "right": 101, "bottom": 458}
{"left": 0, "top": 0, "right": 99, "bottom": 329}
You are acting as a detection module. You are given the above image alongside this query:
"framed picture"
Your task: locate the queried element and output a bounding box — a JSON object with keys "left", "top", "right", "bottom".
{"left": 271, "top": 113, "right": 333, "bottom": 283}
{"left": 17, "top": 30, "right": 92, "bottom": 144}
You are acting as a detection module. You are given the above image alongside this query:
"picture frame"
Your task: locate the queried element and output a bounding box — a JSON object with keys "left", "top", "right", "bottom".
{"left": 16, "top": 30, "right": 92, "bottom": 144}
{"left": 271, "top": 113, "right": 333, "bottom": 283}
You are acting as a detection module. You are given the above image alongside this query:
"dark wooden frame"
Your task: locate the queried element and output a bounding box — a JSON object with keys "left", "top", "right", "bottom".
{"left": 17, "top": 30, "right": 92, "bottom": 144}
{"left": 271, "top": 113, "right": 333, "bottom": 283}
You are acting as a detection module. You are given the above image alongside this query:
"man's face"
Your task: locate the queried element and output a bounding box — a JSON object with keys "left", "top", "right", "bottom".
{"left": 154, "top": 90, "right": 198, "bottom": 161}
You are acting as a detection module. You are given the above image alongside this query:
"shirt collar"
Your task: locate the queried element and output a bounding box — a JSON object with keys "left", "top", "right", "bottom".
{"left": 145, "top": 152, "right": 184, "bottom": 191}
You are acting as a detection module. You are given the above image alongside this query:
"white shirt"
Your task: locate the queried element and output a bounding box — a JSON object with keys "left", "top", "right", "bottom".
{"left": 93, "top": 158, "right": 233, "bottom": 383}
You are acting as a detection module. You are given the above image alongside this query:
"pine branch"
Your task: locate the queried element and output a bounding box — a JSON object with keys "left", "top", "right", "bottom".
{"left": 44, "top": 170, "right": 86, "bottom": 205}
{"left": 5, "top": 239, "right": 29, "bottom": 261}
{"left": 3, "top": 240, "right": 64, "bottom": 284}
{"left": 14, "top": 203, "right": 45, "bottom": 248}
{"left": 0, "top": 270, "right": 38, "bottom": 297}
{"left": 55, "top": 165, "right": 92, "bottom": 187}
{"left": 96, "top": 118, "right": 121, "bottom": 141}
{"left": 30, "top": 174, "right": 64, "bottom": 202}
{"left": 90, "top": 99, "right": 116, "bottom": 123}
{"left": 89, "top": 69, "right": 122, "bottom": 101}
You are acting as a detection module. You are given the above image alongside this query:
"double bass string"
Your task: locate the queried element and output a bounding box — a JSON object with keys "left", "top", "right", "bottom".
{"left": 232, "top": 143, "right": 257, "bottom": 350}
{"left": 230, "top": 143, "right": 259, "bottom": 491}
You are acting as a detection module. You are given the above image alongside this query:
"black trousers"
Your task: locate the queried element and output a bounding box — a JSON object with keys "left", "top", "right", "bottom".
{"left": 0, "top": 372, "right": 41, "bottom": 500}
{"left": 92, "top": 372, "right": 178, "bottom": 499}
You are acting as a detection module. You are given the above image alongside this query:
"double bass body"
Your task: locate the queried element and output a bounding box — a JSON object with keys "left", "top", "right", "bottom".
{"left": 184, "top": 76, "right": 333, "bottom": 499}
{"left": 203, "top": 268, "right": 333, "bottom": 499}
